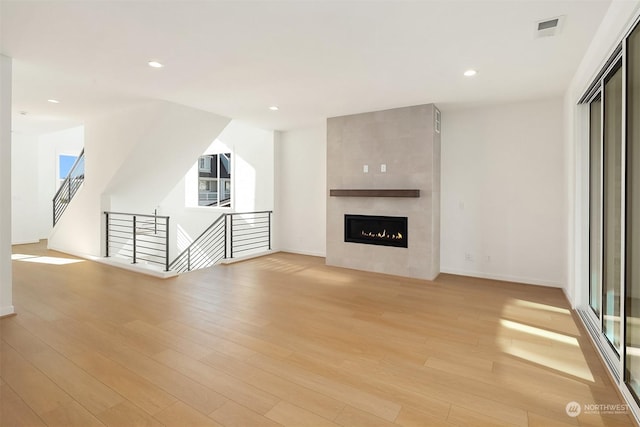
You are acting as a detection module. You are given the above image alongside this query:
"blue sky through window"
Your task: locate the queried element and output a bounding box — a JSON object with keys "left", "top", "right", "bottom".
{"left": 58, "top": 155, "right": 77, "bottom": 179}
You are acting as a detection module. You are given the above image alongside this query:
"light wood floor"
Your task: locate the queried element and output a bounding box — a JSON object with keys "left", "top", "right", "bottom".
{"left": 1, "top": 242, "right": 636, "bottom": 427}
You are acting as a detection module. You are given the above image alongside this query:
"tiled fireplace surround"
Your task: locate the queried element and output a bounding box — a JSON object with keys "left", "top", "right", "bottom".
{"left": 326, "top": 104, "right": 441, "bottom": 280}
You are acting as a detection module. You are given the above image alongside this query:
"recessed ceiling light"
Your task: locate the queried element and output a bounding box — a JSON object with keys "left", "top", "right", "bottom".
{"left": 48, "top": 99, "right": 60, "bottom": 104}
{"left": 463, "top": 69, "right": 477, "bottom": 77}
{"left": 269, "top": 106, "right": 279, "bottom": 111}
{"left": 148, "top": 61, "right": 164, "bottom": 68}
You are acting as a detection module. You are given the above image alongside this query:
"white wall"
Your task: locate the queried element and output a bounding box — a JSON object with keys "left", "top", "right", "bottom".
{"left": 104, "top": 102, "right": 230, "bottom": 214}
{"left": 1, "top": 54, "right": 14, "bottom": 316}
{"left": 565, "top": 1, "right": 640, "bottom": 306}
{"left": 440, "top": 98, "right": 565, "bottom": 287}
{"left": 11, "top": 132, "right": 39, "bottom": 244}
{"left": 10, "top": 126, "right": 83, "bottom": 245}
{"left": 274, "top": 125, "right": 326, "bottom": 257}
{"left": 36, "top": 126, "right": 84, "bottom": 239}
{"left": 159, "top": 120, "right": 275, "bottom": 260}
{"left": 48, "top": 101, "right": 230, "bottom": 257}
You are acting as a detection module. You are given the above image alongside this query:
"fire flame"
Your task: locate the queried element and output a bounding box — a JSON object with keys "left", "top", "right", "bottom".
{"left": 361, "top": 229, "right": 403, "bottom": 240}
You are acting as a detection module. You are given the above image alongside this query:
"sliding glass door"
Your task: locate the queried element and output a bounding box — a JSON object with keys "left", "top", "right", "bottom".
{"left": 590, "top": 95, "right": 602, "bottom": 316}
{"left": 585, "top": 14, "right": 640, "bottom": 415}
{"left": 626, "top": 23, "right": 640, "bottom": 400}
{"left": 603, "top": 62, "right": 623, "bottom": 353}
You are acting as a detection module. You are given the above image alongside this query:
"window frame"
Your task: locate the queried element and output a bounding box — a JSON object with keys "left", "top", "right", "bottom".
{"left": 196, "top": 152, "right": 232, "bottom": 209}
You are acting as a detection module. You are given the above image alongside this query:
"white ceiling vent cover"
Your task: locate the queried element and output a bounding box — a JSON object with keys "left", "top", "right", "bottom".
{"left": 534, "top": 15, "right": 565, "bottom": 38}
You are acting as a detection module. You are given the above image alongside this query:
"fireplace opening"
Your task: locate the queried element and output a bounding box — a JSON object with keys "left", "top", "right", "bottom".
{"left": 344, "top": 214, "right": 408, "bottom": 248}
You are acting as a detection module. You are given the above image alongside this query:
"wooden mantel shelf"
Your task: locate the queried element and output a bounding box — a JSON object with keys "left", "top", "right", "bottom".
{"left": 329, "top": 189, "right": 420, "bottom": 198}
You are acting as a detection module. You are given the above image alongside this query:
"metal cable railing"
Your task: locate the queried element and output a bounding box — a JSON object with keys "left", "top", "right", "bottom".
{"left": 52, "top": 149, "right": 85, "bottom": 226}
{"left": 169, "top": 214, "right": 226, "bottom": 273}
{"left": 104, "top": 211, "right": 170, "bottom": 271}
{"left": 170, "top": 210, "right": 272, "bottom": 273}
{"left": 229, "top": 211, "right": 272, "bottom": 259}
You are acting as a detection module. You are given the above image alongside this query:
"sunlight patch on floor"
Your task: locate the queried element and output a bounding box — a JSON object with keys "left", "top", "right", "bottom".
{"left": 497, "top": 316, "right": 595, "bottom": 382}
{"left": 296, "top": 268, "right": 355, "bottom": 285}
{"left": 508, "top": 298, "right": 570, "bottom": 314}
{"left": 502, "top": 344, "right": 595, "bottom": 382}
{"left": 12, "top": 254, "right": 84, "bottom": 265}
{"left": 500, "top": 319, "right": 579, "bottom": 346}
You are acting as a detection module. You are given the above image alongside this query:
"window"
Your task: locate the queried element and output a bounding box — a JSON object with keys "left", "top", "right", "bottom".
{"left": 198, "top": 153, "right": 231, "bottom": 207}
{"left": 58, "top": 154, "right": 78, "bottom": 188}
{"left": 589, "top": 95, "right": 602, "bottom": 316}
{"left": 602, "top": 61, "right": 623, "bottom": 353}
{"left": 583, "top": 18, "right": 640, "bottom": 411}
{"left": 627, "top": 21, "right": 640, "bottom": 402}
{"left": 199, "top": 156, "right": 211, "bottom": 172}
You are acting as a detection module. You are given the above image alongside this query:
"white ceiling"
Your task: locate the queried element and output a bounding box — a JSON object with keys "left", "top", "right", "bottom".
{"left": 1, "top": 0, "right": 612, "bottom": 134}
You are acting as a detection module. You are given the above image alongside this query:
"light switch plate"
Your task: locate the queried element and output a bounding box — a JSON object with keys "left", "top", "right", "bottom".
{"left": 363, "top": 165, "right": 369, "bottom": 173}
{"left": 381, "top": 164, "right": 387, "bottom": 173}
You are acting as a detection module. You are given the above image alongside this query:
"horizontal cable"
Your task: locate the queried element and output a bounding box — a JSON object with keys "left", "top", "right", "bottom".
{"left": 234, "top": 241, "right": 269, "bottom": 250}
{"left": 232, "top": 220, "right": 269, "bottom": 226}
{"left": 232, "top": 219, "right": 270, "bottom": 226}
{"left": 234, "top": 246, "right": 269, "bottom": 254}
{"left": 232, "top": 218, "right": 270, "bottom": 224}
{"left": 106, "top": 238, "right": 134, "bottom": 245}
{"left": 134, "top": 245, "right": 166, "bottom": 254}
{"left": 134, "top": 237, "right": 167, "bottom": 245}
{"left": 107, "top": 228, "right": 135, "bottom": 235}
{"left": 104, "top": 211, "right": 170, "bottom": 219}
{"left": 233, "top": 237, "right": 269, "bottom": 246}
{"left": 234, "top": 226, "right": 269, "bottom": 232}
{"left": 136, "top": 251, "right": 165, "bottom": 259}
{"left": 234, "top": 246, "right": 269, "bottom": 255}
{"left": 233, "top": 235, "right": 268, "bottom": 245}
{"left": 233, "top": 229, "right": 268, "bottom": 238}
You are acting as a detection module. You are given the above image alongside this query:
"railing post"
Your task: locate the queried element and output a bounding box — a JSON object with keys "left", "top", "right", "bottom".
{"left": 105, "top": 212, "right": 110, "bottom": 257}
{"left": 268, "top": 211, "right": 272, "bottom": 250}
{"left": 229, "top": 214, "right": 234, "bottom": 259}
{"left": 68, "top": 178, "right": 71, "bottom": 203}
{"left": 224, "top": 214, "right": 228, "bottom": 259}
{"left": 52, "top": 200, "right": 56, "bottom": 227}
{"left": 154, "top": 208, "right": 158, "bottom": 235}
{"left": 165, "top": 216, "right": 170, "bottom": 272}
{"left": 132, "top": 215, "right": 137, "bottom": 264}
{"left": 187, "top": 247, "right": 191, "bottom": 271}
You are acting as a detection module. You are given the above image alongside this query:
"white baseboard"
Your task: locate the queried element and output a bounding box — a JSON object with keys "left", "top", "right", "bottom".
{"left": 11, "top": 239, "right": 40, "bottom": 246}
{"left": 95, "top": 257, "right": 178, "bottom": 279}
{"left": 277, "top": 248, "right": 326, "bottom": 258}
{"left": 439, "top": 267, "right": 563, "bottom": 288}
{"left": 46, "top": 244, "right": 100, "bottom": 262}
{"left": 0, "top": 305, "right": 15, "bottom": 317}
{"left": 221, "top": 250, "right": 276, "bottom": 264}
{"left": 46, "top": 244, "right": 177, "bottom": 279}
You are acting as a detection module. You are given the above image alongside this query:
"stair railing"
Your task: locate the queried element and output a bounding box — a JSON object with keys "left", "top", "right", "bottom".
{"left": 228, "top": 211, "right": 272, "bottom": 259}
{"left": 52, "top": 149, "right": 85, "bottom": 226}
{"left": 170, "top": 210, "right": 272, "bottom": 273}
{"left": 169, "top": 214, "right": 226, "bottom": 273}
{"left": 104, "top": 210, "right": 170, "bottom": 271}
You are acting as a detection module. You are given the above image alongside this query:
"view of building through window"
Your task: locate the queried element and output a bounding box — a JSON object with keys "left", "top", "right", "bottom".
{"left": 198, "top": 153, "right": 231, "bottom": 207}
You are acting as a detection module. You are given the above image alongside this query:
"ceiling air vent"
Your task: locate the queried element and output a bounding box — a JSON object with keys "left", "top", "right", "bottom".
{"left": 534, "top": 15, "right": 565, "bottom": 38}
